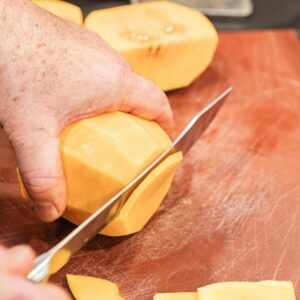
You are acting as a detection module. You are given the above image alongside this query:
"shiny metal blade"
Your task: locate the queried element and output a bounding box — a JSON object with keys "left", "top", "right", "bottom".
{"left": 27, "top": 87, "right": 232, "bottom": 282}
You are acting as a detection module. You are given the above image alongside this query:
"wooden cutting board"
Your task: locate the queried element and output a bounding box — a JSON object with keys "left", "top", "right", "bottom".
{"left": 0, "top": 29, "right": 299, "bottom": 299}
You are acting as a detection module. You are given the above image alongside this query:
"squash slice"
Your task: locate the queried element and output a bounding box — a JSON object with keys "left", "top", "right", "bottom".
{"left": 67, "top": 274, "right": 124, "bottom": 300}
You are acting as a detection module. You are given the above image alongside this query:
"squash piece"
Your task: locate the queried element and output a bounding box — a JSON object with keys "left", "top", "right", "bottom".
{"left": 154, "top": 293, "right": 199, "bottom": 300}
{"left": 154, "top": 281, "right": 296, "bottom": 300}
{"left": 37, "top": 249, "right": 71, "bottom": 283}
{"left": 85, "top": 1, "right": 218, "bottom": 91}
{"left": 32, "top": 0, "right": 83, "bottom": 25}
{"left": 67, "top": 274, "right": 124, "bottom": 300}
{"left": 49, "top": 249, "right": 71, "bottom": 276}
{"left": 101, "top": 151, "right": 183, "bottom": 236}
{"left": 197, "top": 281, "right": 296, "bottom": 300}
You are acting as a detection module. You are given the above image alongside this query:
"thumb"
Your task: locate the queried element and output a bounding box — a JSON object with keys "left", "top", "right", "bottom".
{"left": 119, "top": 71, "right": 173, "bottom": 135}
{"left": 12, "top": 123, "right": 66, "bottom": 222}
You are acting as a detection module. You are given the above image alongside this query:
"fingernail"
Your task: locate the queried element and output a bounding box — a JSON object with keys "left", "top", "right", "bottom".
{"left": 34, "top": 202, "right": 58, "bottom": 222}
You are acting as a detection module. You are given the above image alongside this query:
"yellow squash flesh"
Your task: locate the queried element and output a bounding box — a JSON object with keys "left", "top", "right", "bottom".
{"left": 32, "top": 0, "right": 83, "bottom": 25}
{"left": 197, "top": 281, "right": 296, "bottom": 300}
{"left": 67, "top": 274, "right": 124, "bottom": 300}
{"left": 85, "top": 1, "right": 218, "bottom": 91}
{"left": 101, "top": 151, "right": 182, "bottom": 236}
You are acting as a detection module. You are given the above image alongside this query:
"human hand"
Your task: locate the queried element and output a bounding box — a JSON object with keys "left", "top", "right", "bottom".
{"left": 0, "top": 244, "right": 70, "bottom": 300}
{"left": 0, "top": 1, "right": 172, "bottom": 222}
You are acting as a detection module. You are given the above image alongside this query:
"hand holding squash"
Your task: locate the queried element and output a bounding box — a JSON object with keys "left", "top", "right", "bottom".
{"left": 0, "top": 0, "right": 172, "bottom": 222}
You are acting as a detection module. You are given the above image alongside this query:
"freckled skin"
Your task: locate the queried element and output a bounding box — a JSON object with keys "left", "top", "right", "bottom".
{"left": 0, "top": 0, "right": 173, "bottom": 223}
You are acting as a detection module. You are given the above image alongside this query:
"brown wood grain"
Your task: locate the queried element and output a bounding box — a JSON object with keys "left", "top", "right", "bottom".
{"left": 0, "top": 29, "right": 300, "bottom": 299}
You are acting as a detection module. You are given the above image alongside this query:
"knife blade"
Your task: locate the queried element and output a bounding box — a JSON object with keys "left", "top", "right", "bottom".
{"left": 27, "top": 86, "right": 232, "bottom": 282}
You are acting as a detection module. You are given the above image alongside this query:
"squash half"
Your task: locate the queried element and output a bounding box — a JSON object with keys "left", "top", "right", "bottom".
{"left": 85, "top": 1, "right": 218, "bottom": 91}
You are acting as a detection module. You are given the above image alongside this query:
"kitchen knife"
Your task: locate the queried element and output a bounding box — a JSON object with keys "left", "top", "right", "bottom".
{"left": 27, "top": 86, "right": 232, "bottom": 282}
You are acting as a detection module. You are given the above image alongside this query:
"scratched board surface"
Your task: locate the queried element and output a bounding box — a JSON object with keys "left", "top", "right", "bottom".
{"left": 0, "top": 30, "right": 300, "bottom": 299}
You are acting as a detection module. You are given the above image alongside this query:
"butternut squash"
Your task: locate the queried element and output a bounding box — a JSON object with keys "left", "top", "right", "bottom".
{"left": 155, "top": 281, "right": 296, "bottom": 300}
{"left": 32, "top": 0, "right": 83, "bottom": 25}
{"left": 197, "top": 281, "right": 296, "bottom": 300}
{"left": 85, "top": 1, "right": 218, "bottom": 91}
{"left": 19, "top": 112, "right": 182, "bottom": 236}
{"left": 67, "top": 274, "right": 124, "bottom": 300}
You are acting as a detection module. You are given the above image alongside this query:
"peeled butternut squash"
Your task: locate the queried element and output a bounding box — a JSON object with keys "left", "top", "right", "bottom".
{"left": 155, "top": 281, "right": 296, "bottom": 300}
{"left": 67, "top": 274, "right": 124, "bottom": 300}
{"left": 197, "top": 281, "right": 296, "bottom": 300}
{"left": 32, "top": 0, "right": 83, "bottom": 25}
{"left": 85, "top": 1, "right": 218, "bottom": 91}
{"left": 19, "top": 112, "right": 181, "bottom": 236}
